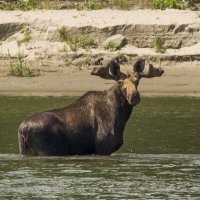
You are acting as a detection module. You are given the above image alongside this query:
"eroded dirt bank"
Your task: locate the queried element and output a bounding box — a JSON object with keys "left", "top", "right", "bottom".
{"left": 0, "top": 9, "right": 200, "bottom": 96}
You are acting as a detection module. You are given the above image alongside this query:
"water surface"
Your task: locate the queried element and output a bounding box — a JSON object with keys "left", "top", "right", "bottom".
{"left": 0, "top": 96, "right": 200, "bottom": 199}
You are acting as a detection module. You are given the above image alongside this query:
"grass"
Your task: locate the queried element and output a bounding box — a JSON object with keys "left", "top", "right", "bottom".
{"left": 104, "top": 42, "right": 121, "bottom": 52}
{"left": 75, "top": 0, "right": 134, "bottom": 10}
{"left": 8, "top": 50, "right": 40, "bottom": 77}
{"left": 17, "top": 27, "right": 31, "bottom": 46}
{"left": 3, "top": 0, "right": 39, "bottom": 11}
{"left": 154, "top": 37, "right": 166, "bottom": 53}
{"left": 39, "top": 0, "right": 52, "bottom": 9}
{"left": 58, "top": 26, "right": 97, "bottom": 51}
{"left": 153, "top": 0, "right": 195, "bottom": 10}
{"left": 183, "top": 0, "right": 195, "bottom": 8}
{"left": 1, "top": 0, "right": 195, "bottom": 10}
{"left": 8, "top": 26, "right": 38, "bottom": 77}
{"left": 75, "top": 0, "right": 105, "bottom": 10}
{"left": 110, "top": 0, "right": 133, "bottom": 10}
{"left": 2, "top": 0, "right": 60, "bottom": 10}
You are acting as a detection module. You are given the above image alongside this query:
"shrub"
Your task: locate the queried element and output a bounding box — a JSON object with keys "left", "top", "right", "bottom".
{"left": 75, "top": 0, "right": 104, "bottom": 10}
{"left": 8, "top": 51, "right": 39, "bottom": 77}
{"left": 17, "top": 27, "right": 31, "bottom": 46}
{"left": 58, "top": 27, "right": 97, "bottom": 51}
{"left": 111, "top": 0, "right": 132, "bottom": 10}
{"left": 104, "top": 42, "right": 121, "bottom": 51}
{"left": 153, "top": 0, "right": 195, "bottom": 10}
{"left": 154, "top": 37, "right": 166, "bottom": 53}
{"left": 3, "top": 0, "right": 39, "bottom": 11}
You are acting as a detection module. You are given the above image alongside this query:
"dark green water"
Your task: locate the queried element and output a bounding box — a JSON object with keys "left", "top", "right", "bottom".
{"left": 0, "top": 96, "right": 200, "bottom": 199}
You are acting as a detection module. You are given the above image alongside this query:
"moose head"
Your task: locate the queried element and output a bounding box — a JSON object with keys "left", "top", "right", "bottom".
{"left": 91, "top": 58, "right": 164, "bottom": 105}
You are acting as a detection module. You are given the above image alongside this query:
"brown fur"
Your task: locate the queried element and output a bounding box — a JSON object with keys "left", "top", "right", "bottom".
{"left": 18, "top": 74, "right": 140, "bottom": 156}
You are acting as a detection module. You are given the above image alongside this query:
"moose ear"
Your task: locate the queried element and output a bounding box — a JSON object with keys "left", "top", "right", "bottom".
{"left": 133, "top": 59, "right": 145, "bottom": 73}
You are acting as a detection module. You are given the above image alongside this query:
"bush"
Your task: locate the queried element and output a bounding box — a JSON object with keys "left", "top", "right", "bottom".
{"left": 154, "top": 37, "right": 166, "bottom": 53}
{"left": 3, "top": 0, "right": 39, "bottom": 11}
{"left": 8, "top": 51, "right": 39, "bottom": 77}
{"left": 58, "top": 27, "right": 97, "bottom": 51}
{"left": 153, "top": 0, "right": 195, "bottom": 10}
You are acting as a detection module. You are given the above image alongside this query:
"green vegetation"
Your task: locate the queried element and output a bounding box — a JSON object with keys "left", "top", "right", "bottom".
{"left": 8, "top": 50, "right": 39, "bottom": 77}
{"left": 40, "top": 0, "right": 52, "bottom": 9}
{"left": 58, "top": 27, "right": 97, "bottom": 51}
{"left": 1, "top": 0, "right": 195, "bottom": 10}
{"left": 3, "top": 0, "right": 39, "bottom": 11}
{"left": 17, "top": 27, "right": 31, "bottom": 46}
{"left": 104, "top": 42, "right": 121, "bottom": 52}
{"left": 2, "top": 0, "right": 58, "bottom": 10}
{"left": 183, "top": 0, "right": 195, "bottom": 8}
{"left": 111, "top": 0, "right": 133, "bottom": 10}
{"left": 154, "top": 37, "right": 166, "bottom": 53}
{"left": 153, "top": 0, "right": 194, "bottom": 10}
{"left": 7, "top": 26, "right": 39, "bottom": 77}
{"left": 75, "top": 0, "right": 104, "bottom": 10}
{"left": 74, "top": 0, "right": 134, "bottom": 10}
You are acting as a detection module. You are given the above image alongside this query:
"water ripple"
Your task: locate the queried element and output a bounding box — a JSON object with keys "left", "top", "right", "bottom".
{"left": 1, "top": 153, "right": 200, "bottom": 199}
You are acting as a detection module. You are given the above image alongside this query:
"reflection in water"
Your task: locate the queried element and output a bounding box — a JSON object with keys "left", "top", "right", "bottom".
{"left": 0, "top": 96, "right": 200, "bottom": 199}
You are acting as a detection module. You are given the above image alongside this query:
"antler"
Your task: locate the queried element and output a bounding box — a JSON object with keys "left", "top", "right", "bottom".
{"left": 91, "top": 58, "right": 164, "bottom": 81}
{"left": 137, "top": 64, "right": 164, "bottom": 79}
{"left": 91, "top": 60, "right": 126, "bottom": 81}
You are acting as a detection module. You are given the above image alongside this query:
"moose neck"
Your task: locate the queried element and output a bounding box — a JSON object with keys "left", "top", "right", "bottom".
{"left": 107, "top": 83, "right": 134, "bottom": 119}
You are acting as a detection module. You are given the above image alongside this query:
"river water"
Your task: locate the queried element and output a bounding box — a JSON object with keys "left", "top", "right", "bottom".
{"left": 0, "top": 96, "right": 200, "bottom": 199}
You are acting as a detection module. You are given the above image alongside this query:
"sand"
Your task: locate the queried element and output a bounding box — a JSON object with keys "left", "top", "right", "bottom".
{"left": 0, "top": 61, "right": 199, "bottom": 97}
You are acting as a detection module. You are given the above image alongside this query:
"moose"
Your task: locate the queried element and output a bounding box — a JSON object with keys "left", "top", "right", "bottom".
{"left": 18, "top": 59, "right": 164, "bottom": 156}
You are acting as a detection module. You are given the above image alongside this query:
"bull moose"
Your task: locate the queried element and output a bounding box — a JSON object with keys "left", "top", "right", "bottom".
{"left": 18, "top": 59, "right": 164, "bottom": 156}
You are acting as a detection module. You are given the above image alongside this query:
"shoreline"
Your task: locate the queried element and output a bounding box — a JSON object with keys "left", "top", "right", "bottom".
{"left": 1, "top": 62, "right": 200, "bottom": 97}
{"left": 1, "top": 92, "right": 200, "bottom": 98}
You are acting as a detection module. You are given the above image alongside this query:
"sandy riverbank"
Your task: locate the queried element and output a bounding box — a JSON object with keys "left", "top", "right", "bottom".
{"left": 0, "top": 62, "right": 200, "bottom": 97}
